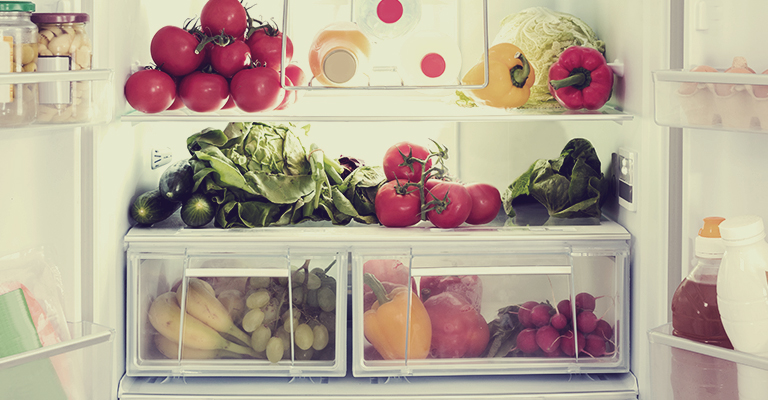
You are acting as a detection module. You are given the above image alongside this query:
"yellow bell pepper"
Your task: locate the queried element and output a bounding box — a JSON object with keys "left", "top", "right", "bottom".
{"left": 461, "top": 43, "right": 535, "bottom": 109}
{"left": 363, "top": 273, "right": 431, "bottom": 360}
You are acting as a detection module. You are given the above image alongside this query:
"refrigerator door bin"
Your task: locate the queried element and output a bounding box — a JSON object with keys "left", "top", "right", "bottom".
{"left": 125, "top": 245, "right": 348, "bottom": 378}
{"left": 352, "top": 239, "right": 629, "bottom": 377}
{"left": 0, "top": 321, "right": 115, "bottom": 400}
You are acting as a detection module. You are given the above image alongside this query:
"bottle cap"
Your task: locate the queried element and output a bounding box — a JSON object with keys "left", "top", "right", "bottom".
{"left": 719, "top": 215, "right": 767, "bottom": 245}
{"left": 695, "top": 216, "right": 725, "bottom": 258}
{"left": 377, "top": 0, "right": 404, "bottom": 23}
{"left": 421, "top": 53, "right": 446, "bottom": 78}
{"left": 0, "top": 2, "right": 35, "bottom": 12}
{"left": 323, "top": 49, "right": 357, "bottom": 84}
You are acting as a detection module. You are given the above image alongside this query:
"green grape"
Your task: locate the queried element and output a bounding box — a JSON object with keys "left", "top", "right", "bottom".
{"left": 294, "top": 344, "right": 315, "bottom": 361}
{"left": 246, "top": 289, "right": 270, "bottom": 309}
{"left": 242, "top": 308, "right": 265, "bottom": 332}
{"left": 292, "top": 286, "right": 305, "bottom": 305}
{"left": 310, "top": 267, "right": 326, "bottom": 279}
{"left": 276, "top": 329, "right": 291, "bottom": 359}
{"left": 294, "top": 323, "right": 314, "bottom": 351}
{"left": 320, "top": 275, "right": 337, "bottom": 291}
{"left": 307, "top": 273, "right": 322, "bottom": 290}
{"left": 266, "top": 336, "right": 284, "bottom": 364}
{"left": 261, "top": 298, "right": 280, "bottom": 325}
{"left": 319, "top": 311, "right": 336, "bottom": 333}
{"left": 291, "top": 269, "right": 306, "bottom": 288}
{"left": 312, "top": 324, "right": 329, "bottom": 351}
{"left": 306, "top": 288, "right": 319, "bottom": 308}
{"left": 248, "top": 276, "right": 271, "bottom": 290}
{"left": 281, "top": 307, "right": 301, "bottom": 326}
{"left": 250, "top": 325, "right": 272, "bottom": 352}
{"left": 317, "top": 286, "right": 336, "bottom": 312}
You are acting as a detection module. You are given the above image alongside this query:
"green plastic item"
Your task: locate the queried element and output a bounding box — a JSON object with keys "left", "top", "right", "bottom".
{"left": 0, "top": 288, "right": 67, "bottom": 400}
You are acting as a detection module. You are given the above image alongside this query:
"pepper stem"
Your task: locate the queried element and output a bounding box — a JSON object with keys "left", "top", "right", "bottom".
{"left": 364, "top": 273, "right": 391, "bottom": 306}
{"left": 550, "top": 67, "right": 591, "bottom": 91}
{"left": 510, "top": 52, "right": 532, "bottom": 89}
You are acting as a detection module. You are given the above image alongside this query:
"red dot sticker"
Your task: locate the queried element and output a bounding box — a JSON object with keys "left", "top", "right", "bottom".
{"left": 377, "top": 0, "right": 404, "bottom": 24}
{"left": 421, "top": 53, "right": 446, "bottom": 78}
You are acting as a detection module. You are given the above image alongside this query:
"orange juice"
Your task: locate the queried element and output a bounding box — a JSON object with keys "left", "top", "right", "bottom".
{"left": 308, "top": 22, "right": 372, "bottom": 87}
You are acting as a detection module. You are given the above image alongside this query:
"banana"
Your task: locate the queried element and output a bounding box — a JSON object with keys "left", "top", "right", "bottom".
{"left": 176, "top": 278, "right": 252, "bottom": 347}
{"left": 217, "top": 289, "right": 246, "bottom": 325}
{"left": 153, "top": 333, "right": 249, "bottom": 360}
{"left": 148, "top": 291, "right": 257, "bottom": 357}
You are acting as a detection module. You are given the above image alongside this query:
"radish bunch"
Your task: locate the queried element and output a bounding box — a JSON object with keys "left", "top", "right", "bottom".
{"left": 499, "top": 292, "right": 615, "bottom": 358}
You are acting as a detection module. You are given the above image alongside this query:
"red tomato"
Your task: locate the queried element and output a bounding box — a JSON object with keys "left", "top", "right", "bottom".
{"left": 124, "top": 69, "right": 176, "bottom": 113}
{"left": 200, "top": 0, "right": 248, "bottom": 39}
{"left": 426, "top": 182, "right": 472, "bottom": 229}
{"left": 221, "top": 95, "right": 236, "bottom": 110}
{"left": 210, "top": 39, "right": 251, "bottom": 78}
{"left": 275, "top": 76, "right": 297, "bottom": 110}
{"left": 230, "top": 67, "right": 285, "bottom": 112}
{"left": 246, "top": 26, "right": 294, "bottom": 71}
{"left": 178, "top": 71, "right": 230, "bottom": 112}
{"left": 382, "top": 142, "right": 432, "bottom": 182}
{"left": 150, "top": 26, "right": 205, "bottom": 77}
{"left": 464, "top": 183, "right": 502, "bottom": 225}
{"left": 374, "top": 180, "right": 422, "bottom": 227}
{"left": 284, "top": 64, "right": 307, "bottom": 98}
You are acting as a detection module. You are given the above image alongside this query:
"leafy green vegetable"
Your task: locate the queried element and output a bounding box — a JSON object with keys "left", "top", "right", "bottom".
{"left": 491, "top": 7, "right": 605, "bottom": 108}
{"left": 502, "top": 138, "right": 610, "bottom": 222}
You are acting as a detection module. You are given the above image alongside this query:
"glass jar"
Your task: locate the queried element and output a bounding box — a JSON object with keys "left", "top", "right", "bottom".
{"left": 32, "top": 12, "right": 92, "bottom": 123}
{"left": 0, "top": 1, "right": 38, "bottom": 127}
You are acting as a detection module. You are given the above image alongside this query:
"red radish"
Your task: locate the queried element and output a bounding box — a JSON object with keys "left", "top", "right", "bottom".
{"left": 531, "top": 304, "right": 553, "bottom": 328}
{"left": 594, "top": 319, "right": 614, "bottom": 340}
{"left": 584, "top": 334, "right": 607, "bottom": 357}
{"left": 559, "top": 330, "right": 585, "bottom": 357}
{"left": 557, "top": 299, "right": 573, "bottom": 319}
{"left": 550, "top": 312, "right": 568, "bottom": 331}
{"left": 576, "top": 310, "right": 598, "bottom": 334}
{"left": 574, "top": 292, "right": 596, "bottom": 312}
{"left": 545, "top": 348, "right": 563, "bottom": 357}
{"left": 535, "top": 325, "right": 561, "bottom": 354}
{"left": 516, "top": 328, "right": 539, "bottom": 354}
{"left": 518, "top": 301, "right": 539, "bottom": 328}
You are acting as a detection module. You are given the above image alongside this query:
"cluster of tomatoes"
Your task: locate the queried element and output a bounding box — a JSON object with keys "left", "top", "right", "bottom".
{"left": 374, "top": 141, "right": 503, "bottom": 229}
{"left": 124, "top": 0, "right": 306, "bottom": 114}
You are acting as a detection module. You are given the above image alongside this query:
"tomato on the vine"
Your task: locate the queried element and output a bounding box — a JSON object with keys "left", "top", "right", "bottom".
{"left": 382, "top": 141, "right": 432, "bottom": 182}
{"left": 230, "top": 66, "right": 285, "bottom": 112}
{"left": 284, "top": 64, "right": 307, "bottom": 98}
{"left": 178, "top": 71, "right": 230, "bottom": 112}
{"left": 210, "top": 39, "right": 251, "bottom": 78}
{"left": 426, "top": 181, "right": 473, "bottom": 229}
{"left": 200, "top": 0, "right": 248, "bottom": 39}
{"left": 275, "top": 76, "right": 297, "bottom": 110}
{"left": 464, "top": 183, "right": 502, "bottom": 225}
{"left": 375, "top": 180, "right": 422, "bottom": 227}
{"left": 124, "top": 69, "right": 176, "bottom": 114}
{"left": 221, "top": 95, "right": 236, "bottom": 110}
{"left": 150, "top": 26, "right": 206, "bottom": 77}
{"left": 246, "top": 24, "right": 293, "bottom": 71}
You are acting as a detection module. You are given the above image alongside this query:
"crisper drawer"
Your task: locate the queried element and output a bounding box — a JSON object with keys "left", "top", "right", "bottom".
{"left": 351, "top": 240, "right": 630, "bottom": 377}
{"left": 125, "top": 245, "right": 348, "bottom": 377}
{"left": 0, "top": 321, "right": 114, "bottom": 400}
{"left": 648, "top": 323, "right": 768, "bottom": 400}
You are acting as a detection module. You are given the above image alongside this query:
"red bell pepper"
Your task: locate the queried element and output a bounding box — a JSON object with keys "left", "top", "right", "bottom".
{"left": 420, "top": 275, "right": 483, "bottom": 313}
{"left": 548, "top": 46, "right": 614, "bottom": 111}
{"left": 423, "top": 291, "right": 490, "bottom": 358}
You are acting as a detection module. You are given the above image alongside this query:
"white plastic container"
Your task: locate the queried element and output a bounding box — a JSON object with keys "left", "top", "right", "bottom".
{"left": 717, "top": 215, "right": 768, "bottom": 399}
{"left": 398, "top": 31, "right": 461, "bottom": 86}
{"left": 354, "top": 0, "right": 421, "bottom": 41}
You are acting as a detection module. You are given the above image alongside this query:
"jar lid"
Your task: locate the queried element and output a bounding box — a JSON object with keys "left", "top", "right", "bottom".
{"left": 323, "top": 49, "right": 357, "bottom": 84}
{"left": 719, "top": 215, "right": 766, "bottom": 243}
{"left": 0, "top": 2, "right": 35, "bottom": 12}
{"left": 32, "top": 12, "right": 89, "bottom": 23}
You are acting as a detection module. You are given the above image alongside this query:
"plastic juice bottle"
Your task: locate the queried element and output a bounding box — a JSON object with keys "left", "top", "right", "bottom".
{"left": 670, "top": 216, "right": 737, "bottom": 400}
{"left": 399, "top": 31, "right": 461, "bottom": 87}
{"left": 308, "top": 22, "right": 372, "bottom": 87}
{"left": 717, "top": 215, "right": 768, "bottom": 400}
{"left": 354, "top": 0, "right": 421, "bottom": 41}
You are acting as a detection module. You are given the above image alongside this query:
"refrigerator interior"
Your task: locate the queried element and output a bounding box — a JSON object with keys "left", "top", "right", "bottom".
{"left": 0, "top": 0, "right": 685, "bottom": 399}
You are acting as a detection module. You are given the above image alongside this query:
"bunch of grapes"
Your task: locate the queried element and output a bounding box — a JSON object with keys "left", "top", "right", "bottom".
{"left": 239, "top": 260, "right": 338, "bottom": 363}
{"left": 506, "top": 292, "right": 615, "bottom": 358}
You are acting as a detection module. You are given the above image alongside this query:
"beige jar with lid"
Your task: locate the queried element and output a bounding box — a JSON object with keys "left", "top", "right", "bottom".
{"left": 0, "top": 1, "right": 38, "bottom": 127}
{"left": 32, "top": 12, "right": 92, "bottom": 123}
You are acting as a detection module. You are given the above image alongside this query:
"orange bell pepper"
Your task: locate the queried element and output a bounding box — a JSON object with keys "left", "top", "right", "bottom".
{"left": 461, "top": 43, "right": 535, "bottom": 109}
{"left": 363, "top": 273, "right": 431, "bottom": 360}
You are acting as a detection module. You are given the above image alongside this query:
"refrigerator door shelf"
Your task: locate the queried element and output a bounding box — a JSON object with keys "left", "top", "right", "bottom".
{"left": 118, "top": 371, "right": 638, "bottom": 400}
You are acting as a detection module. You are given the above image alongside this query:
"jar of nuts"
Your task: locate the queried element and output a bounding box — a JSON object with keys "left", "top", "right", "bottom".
{"left": 0, "top": 1, "right": 38, "bottom": 127}
{"left": 32, "top": 12, "right": 92, "bottom": 123}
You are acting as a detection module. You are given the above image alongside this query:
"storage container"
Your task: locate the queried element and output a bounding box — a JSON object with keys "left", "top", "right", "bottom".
{"left": 0, "top": 1, "right": 37, "bottom": 127}
{"left": 124, "top": 221, "right": 348, "bottom": 377}
{"left": 0, "top": 321, "right": 115, "bottom": 400}
{"left": 351, "top": 220, "right": 630, "bottom": 377}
